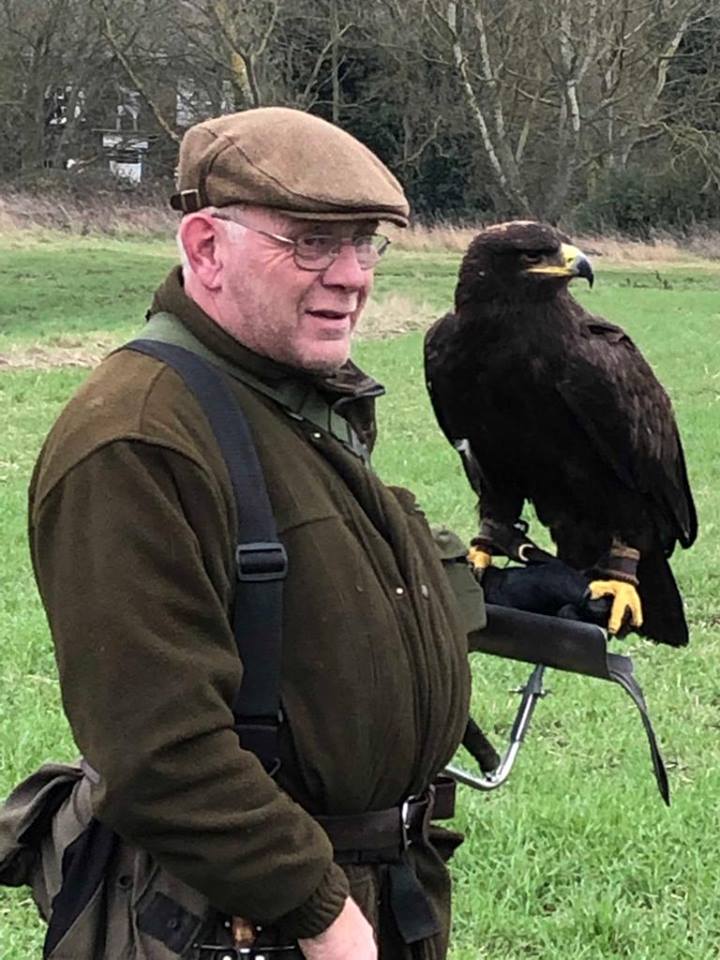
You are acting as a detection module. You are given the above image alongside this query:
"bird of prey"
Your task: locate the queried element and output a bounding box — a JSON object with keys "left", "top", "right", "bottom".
{"left": 424, "top": 221, "right": 697, "bottom": 646}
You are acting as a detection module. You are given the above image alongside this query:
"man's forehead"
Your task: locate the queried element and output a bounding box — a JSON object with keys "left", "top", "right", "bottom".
{"left": 290, "top": 218, "right": 380, "bottom": 236}
{"left": 224, "top": 204, "right": 377, "bottom": 235}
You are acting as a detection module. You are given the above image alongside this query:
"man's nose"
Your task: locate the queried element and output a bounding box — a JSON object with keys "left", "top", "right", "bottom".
{"left": 320, "top": 242, "right": 367, "bottom": 289}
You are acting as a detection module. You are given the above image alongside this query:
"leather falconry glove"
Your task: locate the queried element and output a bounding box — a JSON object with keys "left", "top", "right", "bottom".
{"left": 482, "top": 560, "right": 611, "bottom": 626}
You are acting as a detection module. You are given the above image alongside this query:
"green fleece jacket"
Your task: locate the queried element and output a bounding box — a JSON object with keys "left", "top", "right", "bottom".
{"left": 28, "top": 269, "right": 473, "bottom": 941}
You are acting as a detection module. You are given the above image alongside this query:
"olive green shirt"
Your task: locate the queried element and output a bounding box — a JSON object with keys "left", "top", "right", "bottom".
{"left": 28, "top": 269, "right": 473, "bottom": 939}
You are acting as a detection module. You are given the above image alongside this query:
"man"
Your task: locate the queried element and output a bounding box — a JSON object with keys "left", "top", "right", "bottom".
{"left": 23, "top": 108, "right": 481, "bottom": 959}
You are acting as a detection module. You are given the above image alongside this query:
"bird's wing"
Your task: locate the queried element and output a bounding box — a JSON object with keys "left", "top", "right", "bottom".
{"left": 424, "top": 313, "right": 460, "bottom": 447}
{"left": 556, "top": 318, "right": 697, "bottom": 547}
{"left": 424, "top": 314, "right": 523, "bottom": 520}
{"left": 425, "top": 314, "right": 486, "bottom": 494}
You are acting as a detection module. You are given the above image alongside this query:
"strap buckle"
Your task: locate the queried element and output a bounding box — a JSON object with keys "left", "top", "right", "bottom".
{"left": 400, "top": 791, "right": 431, "bottom": 851}
{"left": 233, "top": 715, "right": 283, "bottom": 776}
{"left": 169, "top": 188, "right": 202, "bottom": 212}
{"left": 236, "top": 542, "right": 288, "bottom": 582}
{"left": 400, "top": 798, "right": 414, "bottom": 850}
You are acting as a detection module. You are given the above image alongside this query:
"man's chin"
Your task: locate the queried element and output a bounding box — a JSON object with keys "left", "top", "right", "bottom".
{"left": 303, "top": 354, "right": 350, "bottom": 374}
{"left": 294, "top": 338, "right": 351, "bottom": 373}
{"left": 250, "top": 335, "right": 350, "bottom": 373}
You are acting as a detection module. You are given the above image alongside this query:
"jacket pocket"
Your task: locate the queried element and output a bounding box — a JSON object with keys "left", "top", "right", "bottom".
{"left": 0, "top": 761, "right": 83, "bottom": 897}
{"left": 43, "top": 825, "right": 220, "bottom": 960}
{"left": 2, "top": 762, "right": 224, "bottom": 959}
{"left": 43, "top": 815, "right": 120, "bottom": 956}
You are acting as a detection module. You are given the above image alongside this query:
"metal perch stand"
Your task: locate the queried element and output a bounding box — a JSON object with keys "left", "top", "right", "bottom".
{"left": 444, "top": 604, "right": 670, "bottom": 804}
{"left": 446, "top": 662, "right": 547, "bottom": 791}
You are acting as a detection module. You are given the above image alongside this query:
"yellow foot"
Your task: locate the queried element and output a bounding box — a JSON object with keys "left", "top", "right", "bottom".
{"left": 467, "top": 546, "right": 493, "bottom": 571}
{"left": 589, "top": 579, "right": 643, "bottom": 634}
{"left": 232, "top": 917, "right": 256, "bottom": 947}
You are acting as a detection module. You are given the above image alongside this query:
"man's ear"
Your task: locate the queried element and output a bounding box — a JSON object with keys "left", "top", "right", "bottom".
{"left": 179, "top": 212, "right": 225, "bottom": 290}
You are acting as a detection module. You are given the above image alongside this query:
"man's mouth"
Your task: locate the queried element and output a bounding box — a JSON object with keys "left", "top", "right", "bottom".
{"left": 306, "top": 308, "right": 353, "bottom": 320}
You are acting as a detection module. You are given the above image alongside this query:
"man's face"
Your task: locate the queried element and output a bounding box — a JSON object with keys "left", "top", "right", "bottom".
{"left": 212, "top": 207, "right": 377, "bottom": 373}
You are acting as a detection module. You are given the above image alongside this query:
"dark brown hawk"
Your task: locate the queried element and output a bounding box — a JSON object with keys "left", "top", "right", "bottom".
{"left": 424, "top": 220, "right": 697, "bottom": 645}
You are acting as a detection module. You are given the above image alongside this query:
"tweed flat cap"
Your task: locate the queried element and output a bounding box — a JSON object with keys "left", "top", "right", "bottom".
{"left": 170, "top": 107, "right": 409, "bottom": 227}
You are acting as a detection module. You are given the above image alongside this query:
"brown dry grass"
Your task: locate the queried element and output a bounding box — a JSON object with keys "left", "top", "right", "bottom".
{"left": 355, "top": 292, "right": 435, "bottom": 340}
{"left": 0, "top": 189, "right": 178, "bottom": 238}
{"left": 0, "top": 297, "right": 431, "bottom": 371}
{"left": 572, "top": 232, "right": 720, "bottom": 264}
{"left": 386, "top": 222, "right": 720, "bottom": 263}
{"left": 385, "top": 222, "right": 478, "bottom": 253}
{"left": 4, "top": 189, "right": 720, "bottom": 262}
{"left": 0, "top": 334, "right": 121, "bottom": 371}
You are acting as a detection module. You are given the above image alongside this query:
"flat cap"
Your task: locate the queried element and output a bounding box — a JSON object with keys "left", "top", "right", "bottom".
{"left": 171, "top": 107, "right": 409, "bottom": 227}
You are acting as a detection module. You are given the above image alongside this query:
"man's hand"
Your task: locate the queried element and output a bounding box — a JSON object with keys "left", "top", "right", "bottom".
{"left": 298, "top": 897, "right": 377, "bottom": 960}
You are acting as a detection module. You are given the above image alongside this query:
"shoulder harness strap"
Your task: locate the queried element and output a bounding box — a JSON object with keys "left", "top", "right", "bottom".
{"left": 124, "top": 338, "right": 285, "bottom": 774}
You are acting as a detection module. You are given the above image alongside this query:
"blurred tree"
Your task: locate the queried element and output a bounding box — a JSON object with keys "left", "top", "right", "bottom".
{"left": 2, "top": 0, "right": 720, "bottom": 228}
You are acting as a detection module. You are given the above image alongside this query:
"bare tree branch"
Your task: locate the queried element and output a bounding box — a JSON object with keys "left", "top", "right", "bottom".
{"left": 97, "top": 1, "right": 180, "bottom": 143}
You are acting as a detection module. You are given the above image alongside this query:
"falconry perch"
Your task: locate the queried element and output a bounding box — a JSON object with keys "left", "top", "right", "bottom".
{"left": 424, "top": 221, "right": 697, "bottom": 645}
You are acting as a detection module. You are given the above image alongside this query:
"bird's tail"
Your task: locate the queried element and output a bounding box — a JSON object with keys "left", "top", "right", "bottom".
{"left": 638, "top": 550, "right": 689, "bottom": 647}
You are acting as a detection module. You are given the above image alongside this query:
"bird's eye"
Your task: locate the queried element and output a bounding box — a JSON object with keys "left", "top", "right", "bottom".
{"left": 521, "top": 253, "right": 543, "bottom": 264}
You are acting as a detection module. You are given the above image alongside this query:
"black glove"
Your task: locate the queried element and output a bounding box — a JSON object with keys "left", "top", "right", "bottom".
{"left": 482, "top": 559, "right": 611, "bottom": 626}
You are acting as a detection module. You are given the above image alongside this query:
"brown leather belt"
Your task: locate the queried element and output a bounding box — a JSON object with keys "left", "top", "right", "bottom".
{"left": 315, "top": 776, "right": 456, "bottom": 865}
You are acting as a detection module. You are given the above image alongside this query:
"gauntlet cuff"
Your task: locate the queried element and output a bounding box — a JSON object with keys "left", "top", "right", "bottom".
{"left": 593, "top": 545, "right": 640, "bottom": 586}
{"left": 472, "top": 518, "right": 554, "bottom": 565}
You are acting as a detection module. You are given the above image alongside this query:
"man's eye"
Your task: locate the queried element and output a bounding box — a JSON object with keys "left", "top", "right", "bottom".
{"left": 298, "top": 236, "right": 335, "bottom": 253}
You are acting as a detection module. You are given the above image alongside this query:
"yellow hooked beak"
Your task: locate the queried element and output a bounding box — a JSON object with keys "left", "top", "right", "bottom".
{"left": 524, "top": 243, "right": 594, "bottom": 287}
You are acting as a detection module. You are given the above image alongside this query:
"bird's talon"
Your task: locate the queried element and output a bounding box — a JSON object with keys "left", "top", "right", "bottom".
{"left": 468, "top": 546, "right": 492, "bottom": 570}
{"left": 589, "top": 579, "right": 643, "bottom": 634}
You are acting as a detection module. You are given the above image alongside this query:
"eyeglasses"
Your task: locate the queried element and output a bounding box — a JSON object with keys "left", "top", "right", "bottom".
{"left": 212, "top": 214, "right": 390, "bottom": 271}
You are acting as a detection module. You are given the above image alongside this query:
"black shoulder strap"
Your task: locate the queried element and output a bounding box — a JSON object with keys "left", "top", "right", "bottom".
{"left": 124, "top": 339, "right": 286, "bottom": 774}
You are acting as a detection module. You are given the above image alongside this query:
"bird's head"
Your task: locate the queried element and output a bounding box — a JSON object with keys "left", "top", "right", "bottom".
{"left": 455, "top": 220, "right": 593, "bottom": 310}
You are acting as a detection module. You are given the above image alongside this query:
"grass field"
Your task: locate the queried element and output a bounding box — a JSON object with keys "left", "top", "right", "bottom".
{"left": 1, "top": 234, "right": 720, "bottom": 959}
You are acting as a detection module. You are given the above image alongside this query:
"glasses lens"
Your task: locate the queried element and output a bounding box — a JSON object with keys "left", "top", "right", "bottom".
{"left": 353, "top": 235, "right": 389, "bottom": 268}
{"left": 293, "top": 234, "right": 390, "bottom": 270}
{"left": 295, "top": 235, "right": 337, "bottom": 265}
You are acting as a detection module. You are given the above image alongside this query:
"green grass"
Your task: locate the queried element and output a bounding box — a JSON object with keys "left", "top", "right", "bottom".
{"left": 2, "top": 236, "right": 720, "bottom": 958}
{"left": 0, "top": 236, "right": 177, "bottom": 345}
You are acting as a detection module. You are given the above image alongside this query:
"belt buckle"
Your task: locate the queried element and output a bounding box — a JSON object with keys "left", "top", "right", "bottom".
{"left": 400, "top": 785, "right": 435, "bottom": 851}
{"left": 195, "top": 946, "right": 300, "bottom": 959}
{"left": 400, "top": 797, "right": 414, "bottom": 850}
{"left": 400, "top": 792, "right": 422, "bottom": 850}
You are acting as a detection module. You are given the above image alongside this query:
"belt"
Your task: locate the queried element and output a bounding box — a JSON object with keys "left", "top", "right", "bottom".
{"left": 315, "top": 776, "right": 456, "bottom": 865}
{"left": 195, "top": 949, "right": 301, "bottom": 959}
{"left": 196, "top": 779, "right": 457, "bottom": 955}
{"left": 315, "top": 777, "right": 456, "bottom": 944}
